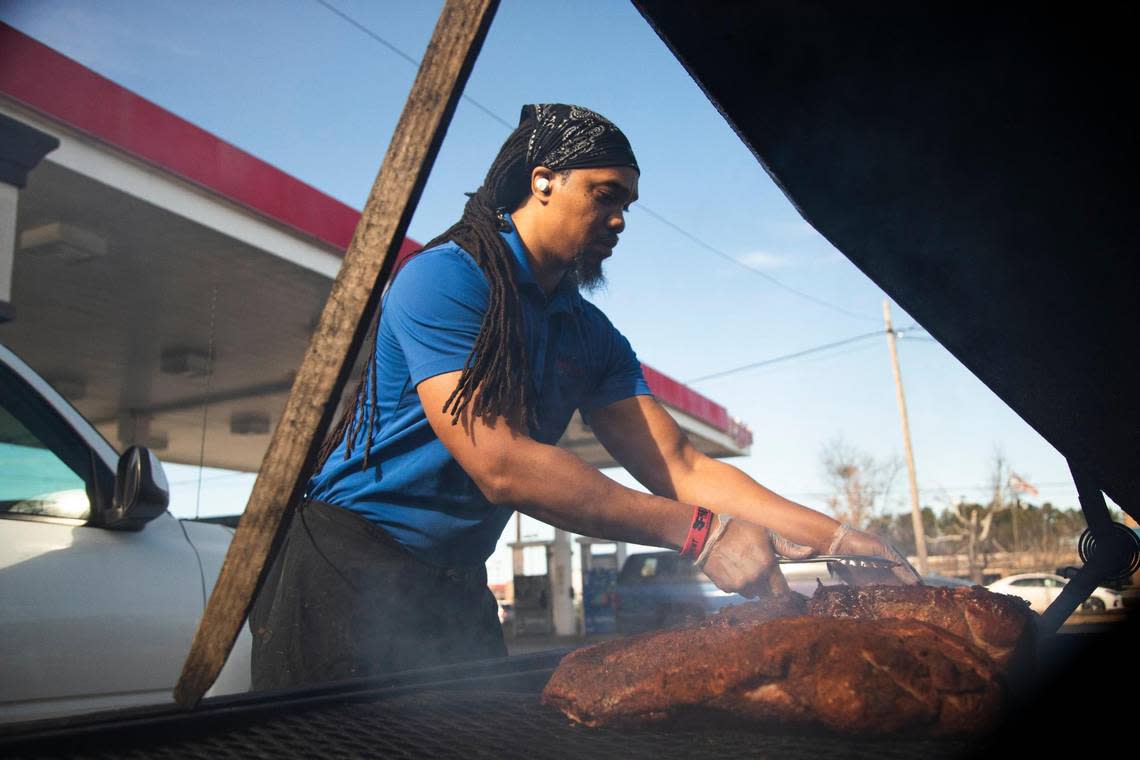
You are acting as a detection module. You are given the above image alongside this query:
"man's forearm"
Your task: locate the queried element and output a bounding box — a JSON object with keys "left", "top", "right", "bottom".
{"left": 491, "top": 440, "right": 693, "bottom": 550}
{"left": 585, "top": 396, "right": 838, "bottom": 553}
{"left": 674, "top": 454, "right": 840, "bottom": 553}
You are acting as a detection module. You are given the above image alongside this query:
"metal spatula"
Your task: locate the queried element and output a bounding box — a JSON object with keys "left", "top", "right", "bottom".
{"left": 778, "top": 555, "right": 901, "bottom": 569}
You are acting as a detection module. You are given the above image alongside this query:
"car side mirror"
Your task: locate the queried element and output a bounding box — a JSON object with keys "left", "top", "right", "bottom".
{"left": 102, "top": 446, "right": 170, "bottom": 530}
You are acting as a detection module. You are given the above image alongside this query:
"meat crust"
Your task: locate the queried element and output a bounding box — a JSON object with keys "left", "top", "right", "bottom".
{"left": 699, "top": 591, "right": 809, "bottom": 627}
{"left": 543, "top": 585, "right": 1035, "bottom": 735}
{"left": 806, "top": 585, "right": 1036, "bottom": 670}
{"left": 541, "top": 615, "right": 1003, "bottom": 736}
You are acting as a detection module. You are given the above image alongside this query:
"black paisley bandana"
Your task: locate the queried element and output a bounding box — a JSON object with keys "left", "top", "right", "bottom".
{"left": 520, "top": 104, "right": 639, "bottom": 173}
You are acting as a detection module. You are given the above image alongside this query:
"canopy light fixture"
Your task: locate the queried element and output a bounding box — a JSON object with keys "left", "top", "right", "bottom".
{"left": 230, "top": 412, "right": 270, "bottom": 435}
{"left": 160, "top": 347, "right": 212, "bottom": 378}
{"left": 19, "top": 222, "right": 107, "bottom": 262}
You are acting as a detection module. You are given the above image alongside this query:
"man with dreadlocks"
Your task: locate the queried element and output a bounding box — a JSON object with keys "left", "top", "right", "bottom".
{"left": 250, "top": 104, "right": 919, "bottom": 690}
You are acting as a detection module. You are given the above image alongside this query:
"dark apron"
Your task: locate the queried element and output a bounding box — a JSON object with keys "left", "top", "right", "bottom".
{"left": 249, "top": 500, "right": 507, "bottom": 691}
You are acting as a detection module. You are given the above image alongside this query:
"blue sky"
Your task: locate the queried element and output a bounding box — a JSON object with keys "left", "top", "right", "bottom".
{"left": 1, "top": 0, "right": 1092, "bottom": 529}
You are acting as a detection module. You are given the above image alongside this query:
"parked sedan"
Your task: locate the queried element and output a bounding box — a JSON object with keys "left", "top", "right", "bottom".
{"left": 921, "top": 574, "right": 976, "bottom": 588}
{"left": 614, "top": 552, "right": 848, "bottom": 634}
{"left": 613, "top": 551, "right": 723, "bottom": 633}
{"left": 0, "top": 344, "right": 251, "bottom": 724}
{"left": 987, "top": 572, "right": 1124, "bottom": 612}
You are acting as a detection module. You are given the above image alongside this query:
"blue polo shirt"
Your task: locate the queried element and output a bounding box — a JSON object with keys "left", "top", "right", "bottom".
{"left": 306, "top": 216, "right": 651, "bottom": 567}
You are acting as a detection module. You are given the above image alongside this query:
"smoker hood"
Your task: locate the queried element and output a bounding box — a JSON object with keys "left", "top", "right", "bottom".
{"left": 632, "top": 1, "right": 1139, "bottom": 516}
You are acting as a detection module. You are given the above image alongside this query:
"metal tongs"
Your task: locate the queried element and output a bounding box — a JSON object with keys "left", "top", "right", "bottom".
{"left": 778, "top": 555, "right": 901, "bottom": 569}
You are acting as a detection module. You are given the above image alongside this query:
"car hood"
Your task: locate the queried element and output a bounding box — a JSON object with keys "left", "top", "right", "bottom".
{"left": 633, "top": 2, "right": 1139, "bottom": 515}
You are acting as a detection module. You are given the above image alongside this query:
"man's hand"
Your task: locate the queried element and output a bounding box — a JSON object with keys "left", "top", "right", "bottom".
{"left": 827, "top": 523, "right": 922, "bottom": 586}
{"left": 699, "top": 518, "right": 815, "bottom": 598}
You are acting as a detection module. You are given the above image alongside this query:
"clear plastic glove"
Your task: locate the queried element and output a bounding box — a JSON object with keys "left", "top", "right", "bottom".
{"left": 697, "top": 516, "right": 817, "bottom": 598}
{"left": 827, "top": 522, "right": 922, "bottom": 586}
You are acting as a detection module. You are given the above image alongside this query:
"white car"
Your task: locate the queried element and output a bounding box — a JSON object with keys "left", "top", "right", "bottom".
{"left": 987, "top": 572, "right": 1123, "bottom": 613}
{"left": 0, "top": 344, "right": 251, "bottom": 724}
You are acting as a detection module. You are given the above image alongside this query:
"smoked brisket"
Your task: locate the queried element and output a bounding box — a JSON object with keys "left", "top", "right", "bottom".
{"left": 807, "top": 584, "right": 1035, "bottom": 669}
{"left": 542, "top": 585, "right": 1035, "bottom": 735}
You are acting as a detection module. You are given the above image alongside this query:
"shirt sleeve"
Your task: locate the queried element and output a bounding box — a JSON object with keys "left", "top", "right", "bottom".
{"left": 383, "top": 249, "right": 489, "bottom": 386}
{"left": 579, "top": 314, "right": 653, "bottom": 416}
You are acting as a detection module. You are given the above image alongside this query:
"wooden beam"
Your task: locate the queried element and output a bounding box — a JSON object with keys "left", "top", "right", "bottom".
{"left": 174, "top": 0, "right": 500, "bottom": 708}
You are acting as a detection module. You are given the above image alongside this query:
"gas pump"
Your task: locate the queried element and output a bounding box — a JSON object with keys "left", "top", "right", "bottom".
{"left": 577, "top": 537, "right": 627, "bottom": 634}
{"left": 508, "top": 529, "right": 575, "bottom": 636}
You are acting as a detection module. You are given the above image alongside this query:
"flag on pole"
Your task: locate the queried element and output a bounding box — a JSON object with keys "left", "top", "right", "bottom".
{"left": 1008, "top": 473, "right": 1039, "bottom": 497}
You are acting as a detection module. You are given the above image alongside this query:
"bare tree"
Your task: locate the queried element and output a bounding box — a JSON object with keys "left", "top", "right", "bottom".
{"left": 819, "top": 437, "right": 901, "bottom": 529}
{"left": 950, "top": 498, "right": 997, "bottom": 584}
{"left": 943, "top": 449, "right": 1007, "bottom": 582}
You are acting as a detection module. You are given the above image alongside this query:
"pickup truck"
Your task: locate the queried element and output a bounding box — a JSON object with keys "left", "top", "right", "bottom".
{"left": 0, "top": 343, "right": 251, "bottom": 724}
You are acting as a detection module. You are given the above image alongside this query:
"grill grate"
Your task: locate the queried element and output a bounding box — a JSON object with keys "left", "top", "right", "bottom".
{"left": 7, "top": 689, "right": 977, "bottom": 760}
{"left": 5, "top": 611, "right": 1134, "bottom": 759}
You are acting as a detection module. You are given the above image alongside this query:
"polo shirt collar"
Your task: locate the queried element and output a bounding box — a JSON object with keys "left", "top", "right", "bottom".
{"left": 499, "top": 212, "right": 582, "bottom": 316}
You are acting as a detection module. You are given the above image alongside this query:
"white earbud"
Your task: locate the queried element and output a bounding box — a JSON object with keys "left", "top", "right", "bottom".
{"left": 535, "top": 177, "right": 551, "bottom": 192}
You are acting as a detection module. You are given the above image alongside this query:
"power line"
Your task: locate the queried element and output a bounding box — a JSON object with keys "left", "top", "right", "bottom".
{"left": 927, "top": 481, "right": 1076, "bottom": 494}
{"left": 313, "top": 0, "right": 879, "bottom": 325}
{"left": 693, "top": 335, "right": 882, "bottom": 383}
{"left": 783, "top": 481, "right": 1078, "bottom": 501}
{"left": 882, "top": 323, "right": 935, "bottom": 342}
{"left": 687, "top": 330, "right": 885, "bottom": 383}
{"left": 169, "top": 470, "right": 256, "bottom": 487}
{"left": 315, "top": 0, "right": 418, "bottom": 65}
{"left": 686, "top": 322, "right": 939, "bottom": 385}
{"left": 633, "top": 206, "right": 880, "bottom": 323}
{"left": 895, "top": 324, "right": 931, "bottom": 339}
{"left": 314, "top": 0, "right": 514, "bottom": 130}
{"left": 743, "top": 339, "right": 881, "bottom": 379}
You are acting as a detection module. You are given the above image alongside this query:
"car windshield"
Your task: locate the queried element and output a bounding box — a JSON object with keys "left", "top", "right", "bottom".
{"left": 0, "top": 371, "right": 92, "bottom": 520}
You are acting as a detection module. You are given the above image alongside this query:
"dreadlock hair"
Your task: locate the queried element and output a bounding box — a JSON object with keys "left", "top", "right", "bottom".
{"left": 315, "top": 122, "right": 539, "bottom": 472}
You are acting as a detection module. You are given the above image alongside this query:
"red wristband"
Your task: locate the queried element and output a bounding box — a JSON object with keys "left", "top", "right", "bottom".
{"left": 679, "top": 506, "right": 715, "bottom": 560}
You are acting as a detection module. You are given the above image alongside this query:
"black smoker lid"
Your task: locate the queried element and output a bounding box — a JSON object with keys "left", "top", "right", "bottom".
{"left": 632, "top": 0, "right": 1140, "bottom": 515}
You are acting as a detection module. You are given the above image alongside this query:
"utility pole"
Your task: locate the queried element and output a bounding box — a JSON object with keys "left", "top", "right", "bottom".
{"left": 883, "top": 300, "right": 929, "bottom": 575}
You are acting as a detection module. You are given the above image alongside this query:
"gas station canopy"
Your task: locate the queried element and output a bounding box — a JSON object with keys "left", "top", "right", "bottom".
{"left": 0, "top": 24, "right": 751, "bottom": 474}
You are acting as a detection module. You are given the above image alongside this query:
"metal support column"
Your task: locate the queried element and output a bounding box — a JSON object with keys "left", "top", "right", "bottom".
{"left": 0, "top": 113, "right": 59, "bottom": 322}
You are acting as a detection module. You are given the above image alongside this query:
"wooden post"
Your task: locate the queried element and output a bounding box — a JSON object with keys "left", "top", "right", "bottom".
{"left": 883, "top": 300, "right": 929, "bottom": 575}
{"left": 173, "top": 0, "right": 500, "bottom": 708}
{"left": 968, "top": 507, "right": 982, "bottom": 584}
{"left": 1012, "top": 494, "right": 1020, "bottom": 564}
